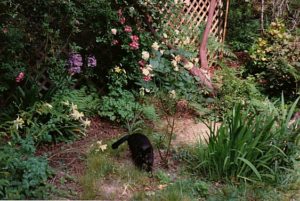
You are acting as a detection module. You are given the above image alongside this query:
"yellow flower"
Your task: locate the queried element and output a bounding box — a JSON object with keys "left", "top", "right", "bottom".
{"left": 114, "top": 66, "right": 122, "bottom": 73}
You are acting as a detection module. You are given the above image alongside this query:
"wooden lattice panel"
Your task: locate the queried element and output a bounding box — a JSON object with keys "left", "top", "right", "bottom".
{"left": 162, "top": 0, "right": 224, "bottom": 46}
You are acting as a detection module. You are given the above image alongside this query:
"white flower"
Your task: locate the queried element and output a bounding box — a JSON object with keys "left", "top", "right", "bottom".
{"left": 160, "top": 50, "right": 165, "bottom": 55}
{"left": 71, "top": 103, "right": 78, "bottom": 111}
{"left": 151, "top": 42, "right": 160, "bottom": 51}
{"left": 13, "top": 116, "right": 24, "bottom": 130}
{"left": 96, "top": 141, "right": 107, "bottom": 152}
{"left": 145, "top": 88, "right": 150, "bottom": 93}
{"left": 175, "top": 29, "right": 180, "bottom": 35}
{"left": 142, "top": 68, "right": 150, "bottom": 76}
{"left": 174, "top": 66, "right": 179, "bottom": 71}
{"left": 174, "top": 55, "right": 181, "bottom": 62}
{"left": 174, "top": 0, "right": 178, "bottom": 4}
{"left": 70, "top": 109, "right": 84, "bottom": 120}
{"left": 171, "top": 60, "right": 178, "bottom": 67}
{"left": 163, "top": 33, "right": 168, "bottom": 38}
{"left": 111, "top": 28, "right": 117, "bottom": 35}
{"left": 81, "top": 118, "right": 91, "bottom": 128}
{"left": 145, "top": 64, "right": 153, "bottom": 71}
{"left": 184, "top": 61, "right": 194, "bottom": 70}
{"left": 142, "top": 51, "right": 150, "bottom": 61}
{"left": 44, "top": 103, "right": 53, "bottom": 109}
{"left": 169, "top": 90, "right": 176, "bottom": 99}
{"left": 193, "top": 58, "right": 199, "bottom": 63}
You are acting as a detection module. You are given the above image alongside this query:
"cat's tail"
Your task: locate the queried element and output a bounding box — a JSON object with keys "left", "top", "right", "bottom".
{"left": 112, "top": 135, "right": 130, "bottom": 149}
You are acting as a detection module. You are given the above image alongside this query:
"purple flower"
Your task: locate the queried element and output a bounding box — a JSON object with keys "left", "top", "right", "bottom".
{"left": 68, "top": 66, "right": 81, "bottom": 74}
{"left": 68, "top": 53, "right": 83, "bottom": 67}
{"left": 87, "top": 55, "right": 97, "bottom": 67}
{"left": 68, "top": 53, "right": 82, "bottom": 74}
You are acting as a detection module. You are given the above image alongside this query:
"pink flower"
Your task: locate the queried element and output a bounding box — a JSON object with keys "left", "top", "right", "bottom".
{"left": 120, "top": 17, "right": 126, "bottom": 24}
{"left": 112, "top": 39, "right": 119, "bottom": 45}
{"left": 129, "top": 41, "right": 139, "bottom": 50}
{"left": 130, "top": 35, "right": 139, "bottom": 42}
{"left": 143, "top": 75, "right": 152, "bottom": 82}
{"left": 124, "top": 25, "right": 132, "bottom": 33}
{"left": 16, "top": 72, "right": 25, "bottom": 83}
{"left": 138, "top": 60, "right": 146, "bottom": 67}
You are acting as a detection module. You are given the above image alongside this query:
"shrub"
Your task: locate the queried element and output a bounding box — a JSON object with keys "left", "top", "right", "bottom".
{"left": 216, "top": 66, "right": 264, "bottom": 113}
{"left": 187, "top": 98, "right": 300, "bottom": 184}
{"left": 248, "top": 20, "right": 300, "bottom": 99}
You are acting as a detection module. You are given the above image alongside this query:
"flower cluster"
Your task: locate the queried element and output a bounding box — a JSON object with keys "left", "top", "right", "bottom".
{"left": 110, "top": 9, "right": 141, "bottom": 50}
{"left": 68, "top": 53, "right": 97, "bottom": 74}
{"left": 16, "top": 72, "right": 25, "bottom": 83}
{"left": 67, "top": 102, "right": 91, "bottom": 128}
{"left": 129, "top": 35, "right": 139, "bottom": 50}
{"left": 68, "top": 53, "right": 82, "bottom": 74}
{"left": 138, "top": 50, "right": 154, "bottom": 82}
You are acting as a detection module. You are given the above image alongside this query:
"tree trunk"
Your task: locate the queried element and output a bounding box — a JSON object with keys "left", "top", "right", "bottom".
{"left": 198, "top": 0, "right": 218, "bottom": 70}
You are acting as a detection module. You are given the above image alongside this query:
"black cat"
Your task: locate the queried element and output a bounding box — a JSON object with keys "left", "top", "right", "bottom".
{"left": 112, "top": 133, "right": 154, "bottom": 172}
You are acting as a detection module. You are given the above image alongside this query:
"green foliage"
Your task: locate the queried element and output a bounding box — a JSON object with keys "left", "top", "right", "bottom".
{"left": 226, "top": 0, "right": 260, "bottom": 51}
{"left": 248, "top": 20, "right": 300, "bottom": 98}
{"left": 0, "top": 137, "right": 52, "bottom": 199}
{"left": 99, "top": 88, "right": 141, "bottom": 122}
{"left": 52, "top": 87, "right": 101, "bottom": 116}
{"left": 216, "top": 66, "right": 264, "bottom": 112}
{"left": 187, "top": 98, "right": 300, "bottom": 184}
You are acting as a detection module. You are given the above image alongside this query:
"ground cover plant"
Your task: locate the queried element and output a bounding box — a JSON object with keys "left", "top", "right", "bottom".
{"left": 0, "top": 0, "right": 300, "bottom": 200}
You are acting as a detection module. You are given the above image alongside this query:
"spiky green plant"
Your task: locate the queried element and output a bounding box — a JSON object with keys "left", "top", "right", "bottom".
{"left": 188, "top": 97, "right": 300, "bottom": 184}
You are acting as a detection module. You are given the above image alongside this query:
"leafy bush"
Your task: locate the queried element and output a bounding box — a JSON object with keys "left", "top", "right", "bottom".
{"left": 0, "top": 137, "right": 52, "bottom": 199}
{"left": 216, "top": 66, "right": 264, "bottom": 113}
{"left": 97, "top": 67, "right": 141, "bottom": 122}
{"left": 248, "top": 20, "right": 300, "bottom": 98}
{"left": 187, "top": 98, "right": 300, "bottom": 184}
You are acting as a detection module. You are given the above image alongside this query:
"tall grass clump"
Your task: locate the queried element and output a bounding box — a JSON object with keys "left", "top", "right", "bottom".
{"left": 188, "top": 97, "right": 300, "bottom": 184}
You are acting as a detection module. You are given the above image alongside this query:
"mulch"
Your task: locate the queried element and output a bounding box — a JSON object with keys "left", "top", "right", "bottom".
{"left": 36, "top": 117, "right": 125, "bottom": 198}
